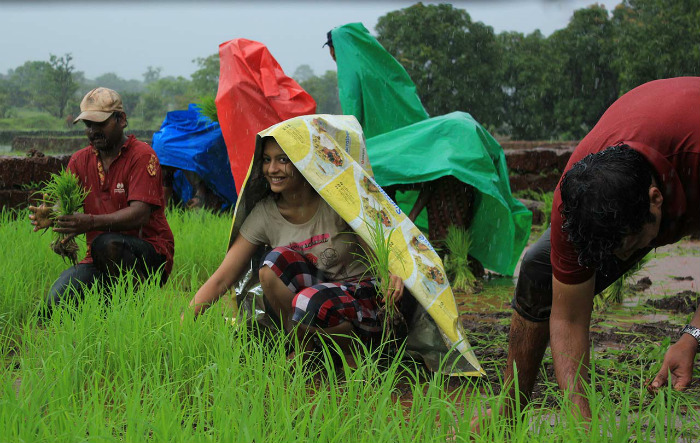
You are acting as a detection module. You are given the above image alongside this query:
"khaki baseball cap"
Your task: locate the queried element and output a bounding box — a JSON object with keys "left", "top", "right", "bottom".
{"left": 73, "top": 87, "right": 124, "bottom": 124}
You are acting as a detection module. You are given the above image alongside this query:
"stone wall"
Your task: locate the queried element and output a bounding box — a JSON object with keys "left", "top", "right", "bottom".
{"left": 0, "top": 140, "right": 577, "bottom": 210}
{"left": 0, "top": 154, "right": 71, "bottom": 209}
{"left": 501, "top": 141, "right": 576, "bottom": 193}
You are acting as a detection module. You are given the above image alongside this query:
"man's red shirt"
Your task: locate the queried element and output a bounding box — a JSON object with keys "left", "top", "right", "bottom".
{"left": 551, "top": 77, "right": 700, "bottom": 285}
{"left": 67, "top": 135, "right": 175, "bottom": 274}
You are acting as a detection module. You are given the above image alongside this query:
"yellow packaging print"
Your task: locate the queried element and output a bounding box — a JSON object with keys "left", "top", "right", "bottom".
{"left": 237, "top": 114, "right": 483, "bottom": 376}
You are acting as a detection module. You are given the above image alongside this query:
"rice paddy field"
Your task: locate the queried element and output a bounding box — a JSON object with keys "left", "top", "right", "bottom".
{"left": 1, "top": 208, "right": 699, "bottom": 442}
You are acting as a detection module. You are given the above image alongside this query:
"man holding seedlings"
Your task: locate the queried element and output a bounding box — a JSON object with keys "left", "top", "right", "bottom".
{"left": 473, "top": 77, "right": 700, "bottom": 428}
{"left": 29, "top": 87, "right": 174, "bottom": 316}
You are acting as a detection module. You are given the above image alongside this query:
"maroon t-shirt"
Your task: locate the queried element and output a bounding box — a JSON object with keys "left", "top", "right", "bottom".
{"left": 67, "top": 135, "right": 175, "bottom": 274}
{"left": 551, "top": 77, "right": 700, "bottom": 285}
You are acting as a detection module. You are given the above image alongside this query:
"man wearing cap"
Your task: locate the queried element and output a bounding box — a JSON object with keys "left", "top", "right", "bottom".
{"left": 29, "top": 87, "right": 174, "bottom": 316}
{"left": 470, "top": 77, "right": 700, "bottom": 431}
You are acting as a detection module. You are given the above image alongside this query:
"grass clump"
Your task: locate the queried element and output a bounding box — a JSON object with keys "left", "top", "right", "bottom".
{"left": 443, "top": 225, "right": 477, "bottom": 293}
{"left": 37, "top": 168, "right": 88, "bottom": 264}
{"left": 197, "top": 95, "right": 218, "bottom": 122}
{"left": 357, "top": 216, "right": 406, "bottom": 345}
{"left": 595, "top": 254, "right": 650, "bottom": 311}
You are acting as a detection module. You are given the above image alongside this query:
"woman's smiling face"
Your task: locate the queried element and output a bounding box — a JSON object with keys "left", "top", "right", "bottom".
{"left": 262, "top": 138, "right": 305, "bottom": 194}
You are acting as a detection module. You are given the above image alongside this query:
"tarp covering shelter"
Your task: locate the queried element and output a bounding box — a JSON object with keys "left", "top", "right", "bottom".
{"left": 368, "top": 112, "right": 532, "bottom": 276}
{"left": 152, "top": 104, "right": 236, "bottom": 208}
{"left": 216, "top": 38, "right": 317, "bottom": 195}
{"left": 331, "top": 23, "right": 429, "bottom": 139}
{"left": 332, "top": 22, "right": 531, "bottom": 275}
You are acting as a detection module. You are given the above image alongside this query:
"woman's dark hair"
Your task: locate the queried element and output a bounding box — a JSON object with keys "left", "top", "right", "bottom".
{"left": 560, "top": 144, "right": 657, "bottom": 269}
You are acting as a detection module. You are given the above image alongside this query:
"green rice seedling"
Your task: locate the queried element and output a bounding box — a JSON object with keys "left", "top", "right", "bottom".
{"left": 595, "top": 254, "right": 650, "bottom": 311}
{"left": 356, "top": 215, "right": 407, "bottom": 347}
{"left": 197, "top": 95, "right": 218, "bottom": 122}
{"left": 37, "top": 168, "right": 88, "bottom": 265}
{"left": 541, "top": 191, "right": 554, "bottom": 227}
{"left": 443, "top": 225, "right": 477, "bottom": 293}
{"left": 6, "top": 202, "right": 700, "bottom": 441}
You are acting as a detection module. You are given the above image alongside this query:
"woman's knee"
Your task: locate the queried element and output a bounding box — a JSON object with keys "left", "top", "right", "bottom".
{"left": 258, "top": 264, "right": 278, "bottom": 284}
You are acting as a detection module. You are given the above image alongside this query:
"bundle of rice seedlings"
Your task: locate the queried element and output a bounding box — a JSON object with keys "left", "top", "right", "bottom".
{"left": 198, "top": 95, "right": 218, "bottom": 122}
{"left": 443, "top": 225, "right": 476, "bottom": 293}
{"left": 38, "top": 168, "right": 88, "bottom": 265}
{"left": 595, "top": 253, "right": 650, "bottom": 311}
{"left": 357, "top": 216, "right": 406, "bottom": 345}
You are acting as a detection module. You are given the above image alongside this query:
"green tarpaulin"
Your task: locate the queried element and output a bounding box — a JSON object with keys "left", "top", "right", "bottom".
{"left": 368, "top": 112, "right": 531, "bottom": 276}
{"left": 332, "top": 23, "right": 429, "bottom": 139}
{"left": 333, "top": 22, "right": 531, "bottom": 275}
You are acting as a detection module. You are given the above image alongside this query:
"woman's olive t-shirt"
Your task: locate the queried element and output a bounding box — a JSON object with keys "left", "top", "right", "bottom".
{"left": 239, "top": 196, "right": 369, "bottom": 281}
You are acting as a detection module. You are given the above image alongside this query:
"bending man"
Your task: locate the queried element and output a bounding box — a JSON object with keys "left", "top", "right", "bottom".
{"left": 497, "top": 77, "right": 700, "bottom": 421}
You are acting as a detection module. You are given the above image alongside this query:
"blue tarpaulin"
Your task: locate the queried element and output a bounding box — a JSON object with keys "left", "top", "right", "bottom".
{"left": 152, "top": 104, "right": 236, "bottom": 208}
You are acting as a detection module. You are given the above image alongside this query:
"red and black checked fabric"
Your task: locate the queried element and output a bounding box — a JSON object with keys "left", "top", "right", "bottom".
{"left": 262, "top": 247, "right": 381, "bottom": 340}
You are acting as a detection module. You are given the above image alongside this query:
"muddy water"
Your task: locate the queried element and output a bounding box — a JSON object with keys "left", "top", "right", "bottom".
{"left": 455, "top": 276, "right": 515, "bottom": 315}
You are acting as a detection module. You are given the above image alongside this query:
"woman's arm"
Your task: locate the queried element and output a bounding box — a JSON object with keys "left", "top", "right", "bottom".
{"left": 188, "top": 234, "right": 259, "bottom": 317}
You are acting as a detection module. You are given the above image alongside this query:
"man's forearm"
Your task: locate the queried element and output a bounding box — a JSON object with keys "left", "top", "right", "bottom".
{"left": 91, "top": 202, "right": 152, "bottom": 232}
{"left": 550, "top": 276, "right": 596, "bottom": 420}
{"left": 550, "top": 315, "right": 592, "bottom": 418}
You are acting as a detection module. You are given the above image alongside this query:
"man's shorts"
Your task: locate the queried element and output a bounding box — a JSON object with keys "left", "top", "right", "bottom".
{"left": 512, "top": 228, "right": 651, "bottom": 322}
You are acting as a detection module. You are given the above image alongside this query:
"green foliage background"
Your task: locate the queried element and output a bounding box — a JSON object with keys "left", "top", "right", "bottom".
{"left": 0, "top": 0, "right": 698, "bottom": 138}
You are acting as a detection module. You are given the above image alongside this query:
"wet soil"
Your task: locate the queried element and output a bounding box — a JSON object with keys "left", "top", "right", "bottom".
{"left": 398, "top": 237, "right": 700, "bottom": 409}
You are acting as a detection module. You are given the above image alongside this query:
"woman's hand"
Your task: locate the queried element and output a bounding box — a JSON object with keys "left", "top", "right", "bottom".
{"left": 385, "top": 273, "right": 404, "bottom": 307}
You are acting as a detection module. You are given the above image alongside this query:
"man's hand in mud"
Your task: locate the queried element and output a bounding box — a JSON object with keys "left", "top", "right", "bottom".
{"left": 28, "top": 195, "right": 53, "bottom": 231}
{"left": 648, "top": 335, "right": 697, "bottom": 393}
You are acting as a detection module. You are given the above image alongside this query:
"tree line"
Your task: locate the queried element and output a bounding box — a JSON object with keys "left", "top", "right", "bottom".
{"left": 1, "top": 0, "right": 697, "bottom": 140}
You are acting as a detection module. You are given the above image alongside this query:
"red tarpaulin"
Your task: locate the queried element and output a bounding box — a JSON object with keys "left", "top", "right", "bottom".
{"left": 216, "top": 38, "right": 317, "bottom": 194}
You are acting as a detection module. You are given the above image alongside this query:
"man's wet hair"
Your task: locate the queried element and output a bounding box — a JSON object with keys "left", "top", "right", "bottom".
{"left": 560, "top": 144, "right": 658, "bottom": 269}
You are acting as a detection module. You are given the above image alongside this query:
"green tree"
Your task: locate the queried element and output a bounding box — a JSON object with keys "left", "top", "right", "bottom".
{"left": 6, "top": 61, "right": 54, "bottom": 110}
{"left": 0, "top": 78, "right": 11, "bottom": 118}
{"left": 498, "top": 30, "right": 558, "bottom": 139}
{"left": 300, "top": 70, "right": 341, "bottom": 114}
{"left": 293, "top": 64, "right": 315, "bottom": 83}
{"left": 137, "top": 76, "right": 196, "bottom": 126}
{"left": 94, "top": 72, "right": 145, "bottom": 94}
{"left": 47, "top": 53, "right": 79, "bottom": 118}
{"left": 612, "top": 0, "right": 700, "bottom": 93}
{"left": 136, "top": 92, "right": 166, "bottom": 125}
{"left": 375, "top": 3, "right": 504, "bottom": 127}
{"left": 143, "top": 66, "right": 162, "bottom": 85}
{"left": 120, "top": 92, "right": 141, "bottom": 114}
{"left": 548, "top": 5, "right": 619, "bottom": 139}
{"left": 191, "top": 53, "right": 219, "bottom": 96}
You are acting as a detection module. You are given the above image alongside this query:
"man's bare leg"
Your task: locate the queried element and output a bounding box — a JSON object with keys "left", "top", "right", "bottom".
{"left": 472, "top": 310, "right": 550, "bottom": 431}
{"left": 503, "top": 310, "right": 550, "bottom": 413}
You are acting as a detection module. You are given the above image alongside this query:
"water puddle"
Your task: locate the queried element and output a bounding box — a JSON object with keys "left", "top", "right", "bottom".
{"left": 455, "top": 275, "right": 515, "bottom": 315}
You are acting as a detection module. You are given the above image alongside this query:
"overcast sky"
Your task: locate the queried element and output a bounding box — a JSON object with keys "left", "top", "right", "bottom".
{"left": 2, "top": 0, "right": 620, "bottom": 81}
